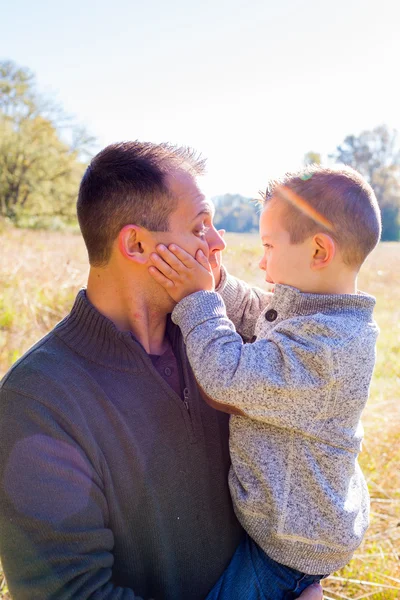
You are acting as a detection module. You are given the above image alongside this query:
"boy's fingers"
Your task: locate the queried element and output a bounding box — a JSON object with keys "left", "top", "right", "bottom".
{"left": 196, "top": 249, "right": 212, "bottom": 273}
{"left": 167, "top": 244, "right": 197, "bottom": 268}
{"left": 149, "top": 253, "right": 180, "bottom": 280}
{"left": 148, "top": 266, "right": 175, "bottom": 289}
{"left": 155, "top": 245, "right": 186, "bottom": 271}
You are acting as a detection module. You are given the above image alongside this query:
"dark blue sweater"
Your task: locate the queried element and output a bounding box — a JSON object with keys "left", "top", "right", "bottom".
{"left": 0, "top": 291, "right": 242, "bottom": 599}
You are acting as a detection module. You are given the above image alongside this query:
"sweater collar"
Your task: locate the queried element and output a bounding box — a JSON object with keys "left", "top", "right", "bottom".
{"left": 54, "top": 289, "right": 178, "bottom": 371}
{"left": 269, "top": 284, "right": 376, "bottom": 320}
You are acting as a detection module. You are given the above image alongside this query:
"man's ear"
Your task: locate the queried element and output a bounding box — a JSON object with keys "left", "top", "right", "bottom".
{"left": 311, "top": 233, "right": 336, "bottom": 270}
{"left": 118, "top": 225, "right": 148, "bottom": 265}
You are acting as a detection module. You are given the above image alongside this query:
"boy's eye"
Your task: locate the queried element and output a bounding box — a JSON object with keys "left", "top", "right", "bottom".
{"left": 263, "top": 243, "right": 272, "bottom": 249}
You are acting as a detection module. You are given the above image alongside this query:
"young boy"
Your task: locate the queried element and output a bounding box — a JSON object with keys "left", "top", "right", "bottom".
{"left": 148, "top": 165, "right": 381, "bottom": 599}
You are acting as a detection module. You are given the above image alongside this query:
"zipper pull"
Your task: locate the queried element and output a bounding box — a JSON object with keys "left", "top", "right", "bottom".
{"left": 183, "top": 387, "right": 190, "bottom": 411}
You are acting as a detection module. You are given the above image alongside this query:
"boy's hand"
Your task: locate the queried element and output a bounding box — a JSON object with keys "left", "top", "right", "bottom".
{"left": 149, "top": 244, "right": 215, "bottom": 303}
{"left": 211, "top": 229, "right": 225, "bottom": 288}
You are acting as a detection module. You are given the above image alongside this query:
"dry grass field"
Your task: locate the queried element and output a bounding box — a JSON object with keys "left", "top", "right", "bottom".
{"left": 0, "top": 229, "right": 399, "bottom": 599}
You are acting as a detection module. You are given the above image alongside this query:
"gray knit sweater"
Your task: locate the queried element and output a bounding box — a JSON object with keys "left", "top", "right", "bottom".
{"left": 172, "top": 268, "right": 379, "bottom": 575}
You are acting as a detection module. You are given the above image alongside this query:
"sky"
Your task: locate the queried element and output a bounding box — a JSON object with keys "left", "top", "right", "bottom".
{"left": 2, "top": 0, "right": 400, "bottom": 199}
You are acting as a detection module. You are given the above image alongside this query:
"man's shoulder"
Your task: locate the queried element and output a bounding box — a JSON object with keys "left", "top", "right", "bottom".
{"left": 0, "top": 327, "right": 84, "bottom": 399}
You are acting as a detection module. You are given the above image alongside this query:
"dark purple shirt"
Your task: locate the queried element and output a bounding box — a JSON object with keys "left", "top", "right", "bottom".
{"left": 149, "top": 342, "right": 182, "bottom": 398}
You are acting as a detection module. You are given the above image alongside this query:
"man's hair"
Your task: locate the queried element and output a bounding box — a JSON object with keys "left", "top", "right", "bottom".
{"left": 77, "top": 141, "right": 206, "bottom": 266}
{"left": 262, "top": 165, "right": 381, "bottom": 268}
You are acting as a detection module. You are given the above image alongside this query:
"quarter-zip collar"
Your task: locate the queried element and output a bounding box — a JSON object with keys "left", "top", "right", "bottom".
{"left": 54, "top": 289, "right": 181, "bottom": 372}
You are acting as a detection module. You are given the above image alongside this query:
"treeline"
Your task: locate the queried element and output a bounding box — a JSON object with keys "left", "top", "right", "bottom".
{"left": 1, "top": 60, "right": 400, "bottom": 240}
{"left": 212, "top": 194, "right": 260, "bottom": 233}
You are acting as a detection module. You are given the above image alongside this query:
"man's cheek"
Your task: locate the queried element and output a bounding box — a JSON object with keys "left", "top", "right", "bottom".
{"left": 187, "top": 234, "right": 209, "bottom": 258}
{"left": 173, "top": 235, "right": 201, "bottom": 259}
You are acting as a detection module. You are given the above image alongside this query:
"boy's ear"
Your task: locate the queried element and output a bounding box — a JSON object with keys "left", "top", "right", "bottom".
{"left": 118, "top": 225, "right": 148, "bottom": 265}
{"left": 311, "top": 233, "right": 336, "bottom": 270}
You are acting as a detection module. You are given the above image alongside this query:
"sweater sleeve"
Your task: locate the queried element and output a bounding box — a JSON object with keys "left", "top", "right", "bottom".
{"left": 172, "top": 291, "right": 334, "bottom": 435}
{"left": 0, "top": 387, "right": 143, "bottom": 600}
{"left": 215, "top": 266, "right": 273, "bottom": 341}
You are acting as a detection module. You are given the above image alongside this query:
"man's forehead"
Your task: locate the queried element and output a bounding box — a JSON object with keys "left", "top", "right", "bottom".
{"left": 165, "top": 169, "right": 215, "bottom": 219}
{"left": 194, "top": 199, "right": 215, "bottom": 218}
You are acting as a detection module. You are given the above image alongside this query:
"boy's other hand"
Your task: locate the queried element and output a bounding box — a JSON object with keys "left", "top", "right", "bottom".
{"left": 149, "top": 244, "right": 214, "bottom": 303}
{"left": 211, "top": 229, "right": 225, "bottom": 288}
{"left": 298, "top": 583, "right": 323, "bottom": 599}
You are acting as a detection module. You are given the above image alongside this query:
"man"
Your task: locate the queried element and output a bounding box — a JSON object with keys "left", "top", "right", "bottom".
{"left": 0, "top": 141, "right": 323, "bottom": 599}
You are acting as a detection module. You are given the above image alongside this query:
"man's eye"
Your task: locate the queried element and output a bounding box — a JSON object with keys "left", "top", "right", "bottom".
{"left": 195, "top": 227, "right": 208, "bottom": 237}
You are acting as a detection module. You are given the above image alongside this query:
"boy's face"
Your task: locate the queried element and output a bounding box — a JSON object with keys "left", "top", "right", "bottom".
{"left": 259, "top": 199, "right": 313, "bottom": 290}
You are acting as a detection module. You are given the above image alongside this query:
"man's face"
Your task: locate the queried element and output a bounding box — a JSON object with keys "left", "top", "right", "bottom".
{"left": 149, "top": 170, "right": 226, "bottom": 268}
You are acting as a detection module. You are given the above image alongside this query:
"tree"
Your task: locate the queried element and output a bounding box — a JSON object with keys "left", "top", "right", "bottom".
{"left": 213, "top": 194, "right": 260, "bottom": 233}
{"left": 332, "top": 125, "right": 400, "bottom": 241}
{"left": 304, "top": 151, "right": 322, "bottom": 166}
{"left": 0, "top": 60, "right": 95, "bottom": 225}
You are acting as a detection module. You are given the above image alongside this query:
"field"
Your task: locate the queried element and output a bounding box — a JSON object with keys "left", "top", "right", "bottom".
{"left": 0, "top": 229, "right": 399, "bottom": 599}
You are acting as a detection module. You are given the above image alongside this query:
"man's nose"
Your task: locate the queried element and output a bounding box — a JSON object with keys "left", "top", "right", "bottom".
{"left": 206, "top": 227, "right": 226, "bottom": 254}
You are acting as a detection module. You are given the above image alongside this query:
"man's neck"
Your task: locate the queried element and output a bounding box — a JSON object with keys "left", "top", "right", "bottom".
{"left": 86, "top": 267, "right": 169, "bottom": 355}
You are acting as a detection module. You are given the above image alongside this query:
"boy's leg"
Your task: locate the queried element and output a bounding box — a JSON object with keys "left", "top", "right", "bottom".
{"left": 206, "top": 535, "right": 325, "bottom": 600}
{"left": 206, "top": 535, "right": 266, "bottom": 600}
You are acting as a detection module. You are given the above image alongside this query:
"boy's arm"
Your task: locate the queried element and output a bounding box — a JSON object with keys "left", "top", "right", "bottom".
{"left": 172, "top": 291, "right": 334, "bottom": 435}
{"left": 216, "top": 266, "right": 273, "bottom": 341}
{"left": 148, "top": 243, "right": 272, "bottom": 342}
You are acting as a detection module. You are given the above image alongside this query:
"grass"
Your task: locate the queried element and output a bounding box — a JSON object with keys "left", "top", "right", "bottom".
{"left": 0, "top": 229, "right": 399, "bottom": 599}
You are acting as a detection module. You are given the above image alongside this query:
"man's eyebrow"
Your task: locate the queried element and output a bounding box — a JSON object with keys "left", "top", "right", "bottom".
{"left": 192, "top": 206, "right": 214, "bottom": 221}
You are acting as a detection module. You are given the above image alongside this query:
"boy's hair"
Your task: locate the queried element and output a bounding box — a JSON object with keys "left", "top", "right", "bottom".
{"left": 77, "top": 141, "right": 205, "bottom": 267}
{"left": 262, "top": 165, "right": 381, "bottom": 269}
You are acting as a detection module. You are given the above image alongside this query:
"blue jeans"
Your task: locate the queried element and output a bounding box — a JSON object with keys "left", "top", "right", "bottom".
{"left": 206, "top": 535, "right": 327, "bottom": 600}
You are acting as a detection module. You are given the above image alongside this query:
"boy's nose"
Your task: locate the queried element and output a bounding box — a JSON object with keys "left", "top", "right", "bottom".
{"left": 259, "top": 256, "right": 266, "bottom": 271}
